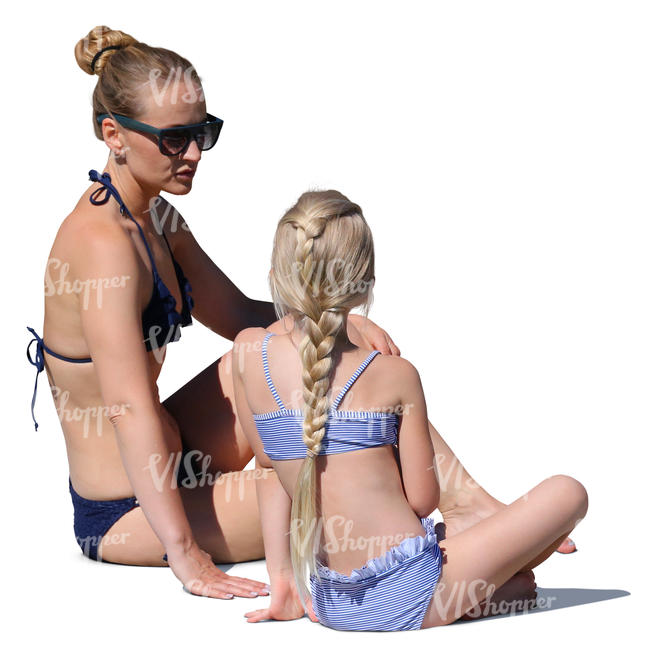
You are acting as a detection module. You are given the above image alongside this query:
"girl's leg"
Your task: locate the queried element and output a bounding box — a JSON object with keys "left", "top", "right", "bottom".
{"left": 421, "top": 474, "right": 588, "bottom": 628}
{"left": 160, "top": 339, "right": 574, "bottom": 565}
{"left": 428, "top": 421, "right": 576, "bottom": 552}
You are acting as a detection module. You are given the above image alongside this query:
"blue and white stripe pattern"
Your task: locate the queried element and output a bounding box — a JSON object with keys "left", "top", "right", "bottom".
{"left": 252, "top": 332, "right": 399, "bottom": 460}
{"left": 310, "top": 516, "right": 443, "bottom": 631}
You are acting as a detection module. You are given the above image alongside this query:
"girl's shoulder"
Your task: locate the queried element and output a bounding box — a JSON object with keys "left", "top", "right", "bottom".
{"left": 232, "top": 327, "right": 274, "bottom": 369}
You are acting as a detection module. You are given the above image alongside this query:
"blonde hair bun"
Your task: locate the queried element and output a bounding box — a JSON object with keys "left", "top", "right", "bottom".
{"left": 74, "top": 26, "right": 138, "bottom": 76}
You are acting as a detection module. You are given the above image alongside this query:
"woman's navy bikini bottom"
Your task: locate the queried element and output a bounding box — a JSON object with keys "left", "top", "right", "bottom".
{"left": 69, "top": 447, "right": 197, "bottom": 562}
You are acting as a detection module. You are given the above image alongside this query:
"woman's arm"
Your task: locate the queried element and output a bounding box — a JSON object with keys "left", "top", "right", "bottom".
{"left": 75, "top": 221, "right": 265, "bottom": 598}
{"left": 155, "top": 198, "right": 276, "bottom": 338}
{"left": 77, "top": 220, "right": 193, "bottom": 551}
{"left": 157, "top": 197, "right": 401, "bottom": 353}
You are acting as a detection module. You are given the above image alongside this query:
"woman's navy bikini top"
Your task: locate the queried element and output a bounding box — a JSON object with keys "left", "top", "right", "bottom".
{"left": 26, "top": 169, "right": 194, "bottom": 430}
{"left": 253, "top": 332, "right": 399, "bottom": 460}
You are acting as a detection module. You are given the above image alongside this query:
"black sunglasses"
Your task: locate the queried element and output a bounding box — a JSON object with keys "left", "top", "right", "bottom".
{"left": 96, "top": 112, "right": 224, "bottom": 156}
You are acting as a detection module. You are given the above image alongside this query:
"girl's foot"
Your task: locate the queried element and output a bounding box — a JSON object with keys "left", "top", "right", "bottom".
{"left": 555, "top": 536, "right": 577, "bottom": 553}
{"left": 436, "top": 485, "right": 576, "bottom": 552}
{"left": 459, "top": 569, "right": 537, "bottom": 621}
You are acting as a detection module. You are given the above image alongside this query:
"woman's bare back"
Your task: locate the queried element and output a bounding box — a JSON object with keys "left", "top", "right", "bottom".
{"left": 41, "top": 179, "right": 186, "bottom": 498}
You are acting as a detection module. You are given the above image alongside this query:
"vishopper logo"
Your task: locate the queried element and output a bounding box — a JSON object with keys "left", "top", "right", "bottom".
{"left": 145, "top": 65, "right": 205, "bottom": 107}
{"left": 44, "top": 257, "right": 131, "bottom": 310}
{"left": 145, "top": 324, "right": 183, "bottom": 364}
{"left": 428, "top": 452, "right": 482, "bottom": 493}
{"left": 147, "top": 195, "right": 191, "bottom": 235}
{"left": 429, "top": 579, "right": 550, "bottom": 620}
{"left": 144, "top": 450, "right": 274, "bottom": 499}
{"left": 231, "top": 338, "right": 265, "bottom": 377}
{"left": 77, "top": 531, "right": 132, "bottom": 562}
{"left": 51, "top": 386, "right": 130, "bottom": 438}
{"left": 321, "top": 514, "right": 422, "bottom": 558}
{"left": 288, "top": 514, "right": 426, "bottom": 565}
{"left": 286, "top": 259, "right": 375, "bottom": 297}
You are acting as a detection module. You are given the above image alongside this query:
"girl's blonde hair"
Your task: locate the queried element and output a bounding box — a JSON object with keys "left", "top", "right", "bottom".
{"left": 74, "top": 26, "right": 202, "bottom": 139}
{"left": 269, "top": 189, "right": 376, "bottom": 606}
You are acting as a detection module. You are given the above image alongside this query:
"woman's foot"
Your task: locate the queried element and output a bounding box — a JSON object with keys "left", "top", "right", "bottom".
{"left": 459, "top": 569, "right": 537, "bottom": 620}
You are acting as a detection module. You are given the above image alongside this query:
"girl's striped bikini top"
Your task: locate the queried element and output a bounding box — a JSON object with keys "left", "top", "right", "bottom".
{"left": 252, "top": 332, "right": 399, "bottom": 460}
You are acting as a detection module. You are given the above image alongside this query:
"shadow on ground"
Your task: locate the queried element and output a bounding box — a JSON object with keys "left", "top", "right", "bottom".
{"left": 453, "top": 587, "right": 630, "bottom": 624}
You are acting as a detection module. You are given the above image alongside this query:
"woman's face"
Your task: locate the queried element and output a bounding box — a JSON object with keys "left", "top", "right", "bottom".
{"left": 108, "top": 79, "right": 207, "bottom": 195}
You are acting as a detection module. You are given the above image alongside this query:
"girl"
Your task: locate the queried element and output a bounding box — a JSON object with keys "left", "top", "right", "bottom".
{"left": 232, "top": 190, "right": 588, "bottom": 630}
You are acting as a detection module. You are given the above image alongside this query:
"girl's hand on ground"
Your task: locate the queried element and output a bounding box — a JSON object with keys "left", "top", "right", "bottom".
{"left": 244, "top": 578, "right": 319, "bottom": 623}
{"left": 166, "top": 540, "right": 270, "bottom": 599}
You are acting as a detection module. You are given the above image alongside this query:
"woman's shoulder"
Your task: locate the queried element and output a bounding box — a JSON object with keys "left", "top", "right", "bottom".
{"left": 51, "top": 173, "right": 150, "bottom": 246}
{"left": 46, "top": 210, "right": 141, "bottom": 290}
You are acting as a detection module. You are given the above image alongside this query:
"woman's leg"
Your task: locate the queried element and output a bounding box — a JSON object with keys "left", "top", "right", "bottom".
{"left": 420, "top": 474, "right": 588, "bottom": 628}
{"left": 95, "top": 350, "right": 265, "bottom": 566}
{"left": 163, "top": 349, "right": 254, "bottom": 475}
{"left": 428, "top": 421, "right": 576, "bottom": 552}
{"left": 95, "top": 467, "right": 266, "bottom": 566}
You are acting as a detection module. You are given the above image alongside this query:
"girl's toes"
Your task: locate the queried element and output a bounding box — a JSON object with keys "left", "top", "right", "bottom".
{"left": 555, "top": 537, "right": 577, "bottom": 554}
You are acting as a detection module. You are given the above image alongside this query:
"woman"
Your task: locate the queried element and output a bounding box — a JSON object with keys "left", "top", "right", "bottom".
{"left": 25, "top": 25, "right": 574, "bottom": 600}
{"left": 231, "top": 188, "right": 587, "bottom": 629}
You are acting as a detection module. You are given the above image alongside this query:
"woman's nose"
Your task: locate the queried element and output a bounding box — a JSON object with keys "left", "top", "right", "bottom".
{"left": 183, "top": 137, "right": 202, "bottom": 161}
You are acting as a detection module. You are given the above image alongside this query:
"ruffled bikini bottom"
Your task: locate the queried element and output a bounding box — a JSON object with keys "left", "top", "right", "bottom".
{"left": 309, "top": 516, "right": 443, "bottom": 631}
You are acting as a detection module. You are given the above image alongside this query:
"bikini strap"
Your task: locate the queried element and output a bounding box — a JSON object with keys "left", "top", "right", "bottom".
{"left": 330, "top": 349, "right": 381, "bottom": 411}
{"left": 88, "top": 169, "right": 161, "bottom": 279}
{"left": 25, "top": 327, "right": 92, "bottom": 431}
{"left": 161, "top": 231, "right": 194, "bottom": 316}
{"left": 261, "top": 332, "right": 286, "bottom": 410}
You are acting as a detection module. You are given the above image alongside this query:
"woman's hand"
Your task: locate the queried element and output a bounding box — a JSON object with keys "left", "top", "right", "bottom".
{"left": 166, "top": 539, "right": 270, "bottom": 599}
{"left": 244, "top": 576, "right": 319, "bottom": 623}
{"left": 347, "top": 314, "right": 401, "bottom": 355}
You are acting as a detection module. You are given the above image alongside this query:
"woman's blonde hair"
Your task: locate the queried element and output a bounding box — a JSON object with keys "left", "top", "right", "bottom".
{"left": 74, "top": 26, "right": 202, "bottom": 139}
{"left": 269, "top": 189, "right": 376, "bottom": 606}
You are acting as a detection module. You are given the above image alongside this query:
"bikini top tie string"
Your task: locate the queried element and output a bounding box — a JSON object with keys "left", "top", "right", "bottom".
{"left": 26, "top": 327, "right": 46, "bottom": 431}
{"left": 87, "top": 169, "right": 162, "bottom": 281}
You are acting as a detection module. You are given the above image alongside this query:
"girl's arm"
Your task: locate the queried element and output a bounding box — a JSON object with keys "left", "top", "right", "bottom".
{"left": 395, "top": 357, "right": 440, "bottom": 517}
{"left": 253, "top": 458, "right": 294, "bottom": 582}
{"left": 231, "top": 328, "right": 318, "bottom": 622}
{"left": 230, "top": 328, "right": 294, "bottom": 581}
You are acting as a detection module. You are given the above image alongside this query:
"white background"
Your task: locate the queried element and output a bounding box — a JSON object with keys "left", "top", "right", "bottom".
{"left": 3, "top": 1, "right": 647, "bottom": 648}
